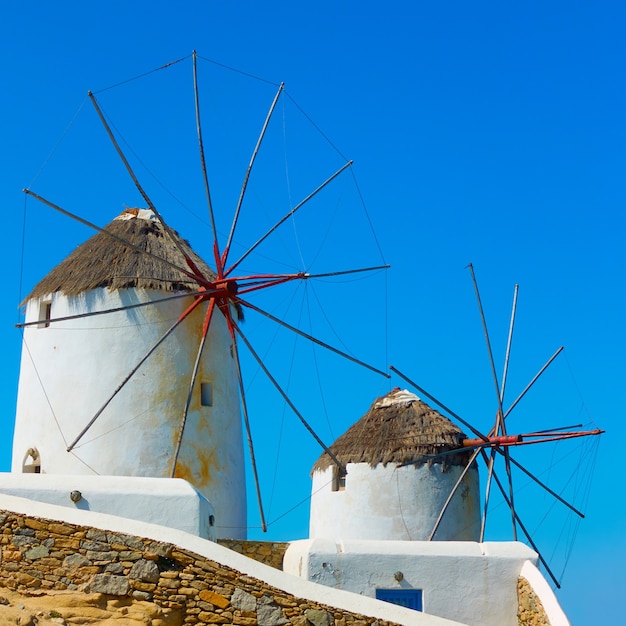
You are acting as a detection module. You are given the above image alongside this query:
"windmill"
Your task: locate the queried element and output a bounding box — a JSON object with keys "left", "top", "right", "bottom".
{"left": 391, "top": 263, "right": 603, "bottom": 587}
{"left": 15, "top": 52, "right": 390, "bottom": 539}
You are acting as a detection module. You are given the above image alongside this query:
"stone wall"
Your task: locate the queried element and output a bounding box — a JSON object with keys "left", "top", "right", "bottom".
{"left": 0, "top": 511, "right": 399, "bottom": 626}
{"left": 217, "top": 540, "right": 288, "bottom": 571}
{"left": 517, "top": 577, "right": 550, "bottom": 626}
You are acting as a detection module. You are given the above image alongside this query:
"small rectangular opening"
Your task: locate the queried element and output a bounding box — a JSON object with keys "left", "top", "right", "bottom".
{"left": 37, "top": 301, "right": 52, "bottom": 329}
{"left": 200, "top": 382, "right": 213, "bottom": 407}
{"left": 332, "top": 466, "right": 346, "bottom": 492}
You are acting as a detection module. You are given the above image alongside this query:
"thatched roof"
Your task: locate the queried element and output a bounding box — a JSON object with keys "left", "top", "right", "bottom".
{"left": 24, "top": 208, "right": 218, "bottom": 302}
{"left": 313, "top": 388, "right": 471, "bottom": 472}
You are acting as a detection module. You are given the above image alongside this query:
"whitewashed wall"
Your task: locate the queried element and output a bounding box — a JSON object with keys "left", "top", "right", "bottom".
{"left": 0, "top": 474, "right": 215, "bottom": 539}
{"left": 12, "top": 288, "right": 246, "bottom": 539}
{"left": 310, "top": 462, "right": 480, "bottom": 541}
{"left": 285, "top": 538, "right": 540, "bottom": 626}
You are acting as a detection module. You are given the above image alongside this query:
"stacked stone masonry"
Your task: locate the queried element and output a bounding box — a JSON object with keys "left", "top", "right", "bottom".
{"left": 0, "top": 512, "right": 399, "bottom": 626}
{"left": 217, "top": 540, "right": 287, "bottom": 571}
{"left": 517, "top": 577, "right": 549, "bottom": 626}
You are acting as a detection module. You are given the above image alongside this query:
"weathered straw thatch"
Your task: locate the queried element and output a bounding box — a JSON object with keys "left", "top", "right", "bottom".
{"left": 313, "top": 388, "right": 472, "bottom": 472}
{"left": 24, "top": 209, "right": 218, "bottom": 302}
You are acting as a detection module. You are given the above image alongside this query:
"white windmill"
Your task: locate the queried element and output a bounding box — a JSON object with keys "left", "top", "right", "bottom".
{"left": 389, "top": 264, "right": 604, "bottom": 587}
{"left": 11, "top": 52, "right": 389, "bottom": 540}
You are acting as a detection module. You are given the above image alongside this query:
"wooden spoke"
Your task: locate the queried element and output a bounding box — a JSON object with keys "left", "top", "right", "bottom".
{"left": 503, "top": 347, "right": 564, "bottom": 420}
{"left": 23, "top": 189, "right": 210, "bottom": 288}
{"left": 89, "top": 92, "right": 208, "bottom": 281}
{"left": 429, "top": 446, "right": 482, "bottom": 540}
{"left": 225, "top": 160, "right": 353, "bottom": 276}
{"left": 17, "top": 291, "right": 206, "bottom": 328}
{"left": 171, "top": 299, "right": 217, "bottom": 477}
{"left": 503, "top": 445, "right": 517, "bottom": 539}
{"left": 232, "top": 335, "right": 267, "bottom": 532}
{"left": 232, "top": 318, "right": 346, "bottom": 476}
{"left": 467, "top": 264, "right": 504, "bottom": 424}
{"left": 237, "top": 298, "right": 389, "bottom": 378}
{"left": 480, "top": 448, "right": 497, "bottom": 542}
{"left": 305, "top": 264, "right": 391, "bottom": 279}
{"left": 467, "top": 265, "right": 516, "bottom": 537}
{"left": 192, "top": 50, "right": 219, "bottom": 263}
{"left": 486, "top": 457, "right": 561, "bottom": 588}
{"left": 224, "top": 82, "right": 285, "bottom": 264}
{"left": 500, "top": 284, "right": 519, "bottom": 403}
{"left": 499, "top": 447, "right": 584, "bottom": 517}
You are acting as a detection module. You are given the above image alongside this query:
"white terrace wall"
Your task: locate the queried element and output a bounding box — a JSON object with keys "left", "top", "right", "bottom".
{"left": 0, "top": 474, "right": 215, "bottom": 540}
{"left": 284, "top": 538, "right": 554, "bottom": 626}
{"left": 0, "top": 494, "right": 464, "bottom": 626}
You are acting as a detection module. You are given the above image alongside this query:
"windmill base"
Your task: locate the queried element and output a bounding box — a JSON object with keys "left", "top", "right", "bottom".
{"left": 0, "top": 473, "right": 216, "bottom": 540}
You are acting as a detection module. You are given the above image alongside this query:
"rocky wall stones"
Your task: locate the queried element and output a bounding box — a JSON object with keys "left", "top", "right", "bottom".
{"left": 217, "top": 540, "right": 288, "bottom": 571}
{"left": 0, "top": 510, "right": 396, "bottom": 626}
{"left": 517, "top": 577, "right": 550, "bottom": 626}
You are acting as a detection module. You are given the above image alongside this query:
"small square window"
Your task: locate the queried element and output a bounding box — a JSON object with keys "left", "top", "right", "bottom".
{"left": 200, "top": 382, "right": 213, "bottom": 407}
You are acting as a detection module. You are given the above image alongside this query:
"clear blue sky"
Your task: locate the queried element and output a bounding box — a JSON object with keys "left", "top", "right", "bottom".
{"left": 1, "top": 2, "right": 623, "bottom": 624}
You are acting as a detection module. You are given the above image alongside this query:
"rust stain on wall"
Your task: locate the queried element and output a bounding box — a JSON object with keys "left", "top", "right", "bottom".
{"left": 173, "top": 439, "right": 221, "bottom": 492}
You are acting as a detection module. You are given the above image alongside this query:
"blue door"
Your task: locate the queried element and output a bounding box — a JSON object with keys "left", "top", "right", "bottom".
{"left": 375, "top": 589, "right": 423, "bottom": 611}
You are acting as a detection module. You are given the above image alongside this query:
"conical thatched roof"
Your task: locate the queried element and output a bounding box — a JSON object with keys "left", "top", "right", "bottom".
{"left": 24, "top": 208, "right": 217, "bottom": 302}
{"left": 313, "top": 388, "right": 471, "bottom": 472}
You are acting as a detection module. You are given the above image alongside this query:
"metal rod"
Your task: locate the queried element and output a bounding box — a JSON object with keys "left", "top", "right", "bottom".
{"left": 225, "top": 160, "right": 353, "bottom": 275}
{"left": 503, "top": 346, "right": 564, "bottom": 420}
{"left": 224, "top": 82, "right": 284, "bottom": 262}
{"left": 237, "top": 298, "right": 390, "bottom": 378}
{"left": 67, "top": 296, "right": 204, "bottom": 452}
{"left": 192, "top": 50, "right": 219, "bottom": 263}
{"left": 232, "top": 319, "right": 346, "bottom": 475}
{"left": 500, "top": 284, "right": 518, "bottom": 404}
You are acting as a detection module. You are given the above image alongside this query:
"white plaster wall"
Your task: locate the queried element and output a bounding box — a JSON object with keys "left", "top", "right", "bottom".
{"left": 0, "top": 474, "right": 215, "bottom": 540}
{"left": 12, "top": 288, "right": 246, "bottom": 539}
{"left": 520, "top": 561, "right": 570, "bottom": 626}
{"left": 0, "top": 494, "right": 466, "bottom": 626}
{"left": 310, "top": 462, "right": 480, "bottom": 541}
{"left": 284, "top": 539, "right": 542, "bottom": 626}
